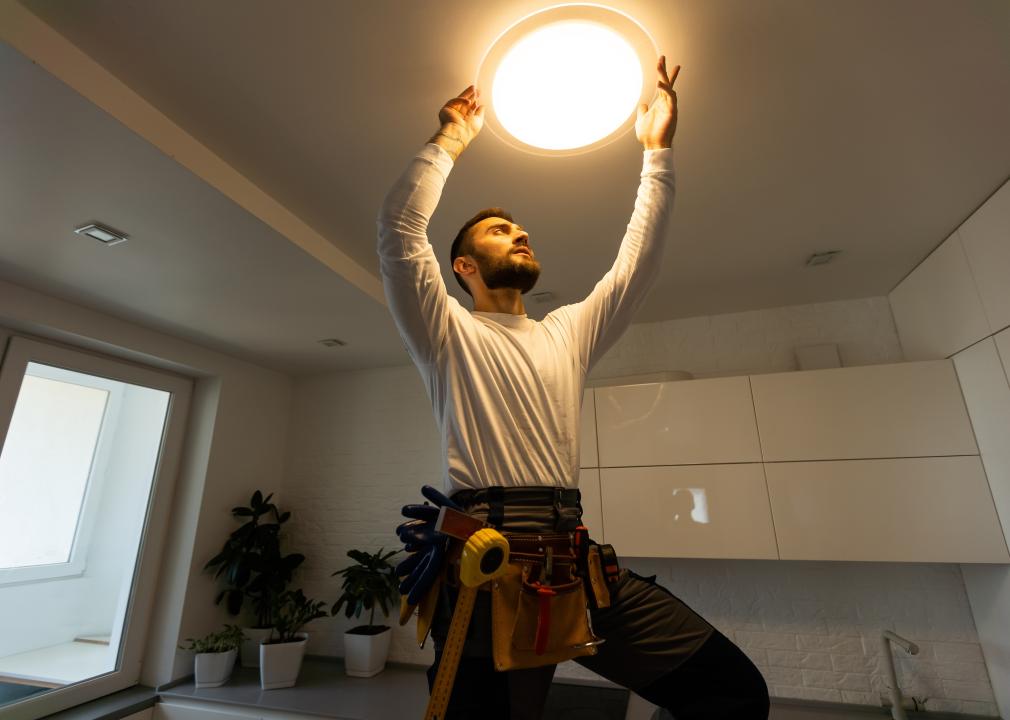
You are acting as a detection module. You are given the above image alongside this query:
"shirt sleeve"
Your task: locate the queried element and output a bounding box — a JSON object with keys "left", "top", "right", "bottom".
{"left": 557, "top": 148, "right": 676, "bottom": 372}
{"left": 376, "top": 143, "right": 458, "bottom": 365}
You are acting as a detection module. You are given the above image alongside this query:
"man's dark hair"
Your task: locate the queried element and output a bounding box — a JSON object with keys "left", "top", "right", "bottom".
{"left": 450, "top": 207, "right": 514, "bottom": 296}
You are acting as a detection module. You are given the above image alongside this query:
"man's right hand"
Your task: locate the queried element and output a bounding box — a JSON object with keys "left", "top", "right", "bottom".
{"left": 428, "top": 85, "right": 484, "bottom": 161}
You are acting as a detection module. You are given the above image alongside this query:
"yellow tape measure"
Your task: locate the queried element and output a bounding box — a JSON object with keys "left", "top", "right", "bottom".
{"left": 423, "top": 527, "right": 509, "bottom": 720}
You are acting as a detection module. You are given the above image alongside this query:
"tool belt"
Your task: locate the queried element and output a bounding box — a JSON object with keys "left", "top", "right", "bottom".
{"left": 440, "top": 487, "right": 622, "bottom": 672}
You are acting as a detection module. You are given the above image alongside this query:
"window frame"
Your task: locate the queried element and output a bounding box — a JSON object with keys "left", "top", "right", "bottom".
{"left": 0, "top": 365, "right": 128, "bottom": 584}
{"left": 0, "top": 335, "right": 193, "bottom": 720}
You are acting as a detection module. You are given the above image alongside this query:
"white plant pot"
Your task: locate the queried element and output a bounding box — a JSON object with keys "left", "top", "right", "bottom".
{"left": 259, "top": 632, "right": 308, "bottom": 690}
{"left": 240, "top": 626, "right": 273, "bottom": 668}
{"left": 194, "top": 648, "right": 237, "bottom": 688}
{"left": 343, "top": 627, "right": 392, "bottom": 678}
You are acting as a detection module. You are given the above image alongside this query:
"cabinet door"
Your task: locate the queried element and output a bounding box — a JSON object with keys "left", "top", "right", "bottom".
{"left": 953, "top": 339, "right": 1010, "bottom": 550}
{"left": 580, "top": 389, "right": 598, "bottom": 468}
{"left": 766, "top": 457, "right": 1009, "bottom": 562}
{"left": 578, "top": 469, "right": 604, "bottom": 543}
{"left": 960, "top": 179, "right": 1010, "bottom": 334}
{"left": 600, "top": 465, "right": 778, "bottom": 559}
{"left": 751, "top": 360, "right": 978, "bottom": 462}
{"left": 996, "top": 327, "right": 1010, "bottom": 380}
{"left": 888, "top": 232, "right": 991, "bottom": 360}
{"left": 595, "top": 377, "right": 761, "bottom": 467}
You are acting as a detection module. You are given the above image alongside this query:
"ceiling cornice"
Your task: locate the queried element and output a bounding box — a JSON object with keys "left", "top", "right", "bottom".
{"left": 0, "top": 1, "right": 385, "bottom": 305}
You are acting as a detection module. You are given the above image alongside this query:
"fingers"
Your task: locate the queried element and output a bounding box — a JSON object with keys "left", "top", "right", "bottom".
{"left": 401, "top": 503, "right": 439, "bottom": 522}
{"left": 453, "top": 86, "right": 480, "bottom": 111}
{"left": 396, "top": 551, "right": 423, "bottom": 578}
{"left": 656, "top": 55, "right": 681, "bottom": 93}
{"left": 421, "top": 484, "right": 462, "bottom": 510}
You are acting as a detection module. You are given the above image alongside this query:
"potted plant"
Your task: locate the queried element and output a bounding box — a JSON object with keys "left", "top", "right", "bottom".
{"left": 178, "top": 624, "right": 246, "bottom": 688}
{"left": 331, "top": 547, "right": 400, "bottom": 677}
{"left": 259, "top": 589, "right": 329, "bottom": 690}
{"left": 204, "top": 490, "right": 305, "bottom": 667}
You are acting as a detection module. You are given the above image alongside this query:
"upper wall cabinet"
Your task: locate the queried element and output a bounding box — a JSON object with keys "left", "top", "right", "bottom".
{"left": 997, "top": 327, "right": 1010, "bottom": 381}
{"left": 600, "top": 464, "right": 778, "bottom": 560}
{"left": 594, "top": 376, "right": 761, "bottom": 468}
{"left": 888, "top": 232, "right": 990, "bottom": 360}
{"left": 953, "top": 338, "right": 1010, "bottom": 549}
{"left": 961, "top": 179, "right": 1010, "bottom": 335}
{"left": 580, "top": 390, "right": 599, "bottom": 468}
{"left": 766, "top": 457, "right": 1009, "bottom": 563}
{"left": 751, "top": 360, "right": 977, "bottom": 462}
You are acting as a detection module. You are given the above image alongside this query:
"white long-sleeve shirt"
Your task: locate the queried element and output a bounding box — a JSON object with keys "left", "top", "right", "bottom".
{"left": 377, "top": 143, "right": 675, "bottom": 493}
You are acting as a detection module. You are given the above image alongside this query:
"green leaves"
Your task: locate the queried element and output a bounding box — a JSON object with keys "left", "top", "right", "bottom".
{"left": 203, "top": 490, "right": 303, "bottom": 627}
{"left": 330, "top": 547, "right": 401, "bottom": 629}
{"left": 178, "top": 624, "right": 246, "bottom": 654}
{"left": 270, "top": 589, "right": 328, "bottom": 643}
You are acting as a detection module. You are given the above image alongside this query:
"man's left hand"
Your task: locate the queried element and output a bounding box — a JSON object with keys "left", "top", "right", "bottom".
{"left": 636, "top": 55, "right": 681, "bottom": 150}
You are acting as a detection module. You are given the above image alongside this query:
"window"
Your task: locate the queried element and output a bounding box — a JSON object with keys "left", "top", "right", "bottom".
{"left": 0, "top": 336, "right": 192, "bottom": 719}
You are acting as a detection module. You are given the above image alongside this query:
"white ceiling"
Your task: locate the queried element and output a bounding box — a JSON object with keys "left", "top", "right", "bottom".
{"left": 0, "top": 42, "right": 407, "bottom": 374}
{"left": 3, "top": 0, "right": 1010, "bottom": 374}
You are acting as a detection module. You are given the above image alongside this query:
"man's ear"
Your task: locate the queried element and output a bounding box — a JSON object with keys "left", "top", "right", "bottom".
{"left": 453, "top": 255, "right": 476, "bottom": 279}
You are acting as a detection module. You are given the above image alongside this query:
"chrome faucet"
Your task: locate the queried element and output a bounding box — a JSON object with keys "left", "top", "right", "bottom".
{"left": 880, "top": 630, "right": 920, "bottom": 720}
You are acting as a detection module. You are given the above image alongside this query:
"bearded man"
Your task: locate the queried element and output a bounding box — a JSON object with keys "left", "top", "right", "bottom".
{"left": 377, "top": 57, "right": 769, "bottom": 720}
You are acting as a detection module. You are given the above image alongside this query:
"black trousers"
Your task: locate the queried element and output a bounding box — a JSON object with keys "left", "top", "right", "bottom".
{"left": 426, "top": 570, "right": 769, "bottom": 720}
{"left": 427, "top": 624, "right": 769, "bottom": 720}
{"left": 426, "top": 488, "right": 770, "bottom": 719}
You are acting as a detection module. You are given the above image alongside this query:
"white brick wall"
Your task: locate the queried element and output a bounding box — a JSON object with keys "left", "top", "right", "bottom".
{"left": 280, "top": 297, "right": 997, "bottom": 716}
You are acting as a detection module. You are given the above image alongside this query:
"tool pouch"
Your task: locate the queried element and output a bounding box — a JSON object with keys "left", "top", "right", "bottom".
{"left": 490, "top": 552, "right": 598, "bottom": 671}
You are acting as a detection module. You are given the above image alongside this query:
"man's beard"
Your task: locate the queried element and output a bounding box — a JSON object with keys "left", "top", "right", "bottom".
{"left": 475, "top": 251, "right": 542, "bottom": 294}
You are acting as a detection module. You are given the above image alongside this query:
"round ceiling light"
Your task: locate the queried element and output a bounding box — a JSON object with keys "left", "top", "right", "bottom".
{"left": 476, "top": 4, "right": 658, "bottom": 156}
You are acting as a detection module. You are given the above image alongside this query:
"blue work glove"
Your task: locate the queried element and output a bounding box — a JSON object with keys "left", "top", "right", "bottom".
{"left": 395, "top": 485, "right": 462, "bottom": 606}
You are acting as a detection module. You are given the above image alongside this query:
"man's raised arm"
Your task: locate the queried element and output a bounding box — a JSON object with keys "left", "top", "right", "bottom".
{"left": 564, "top": 57, "right": 682, "bottom": 370}
{"left": 376, "top": 87, "right": 484, "bottom": 365}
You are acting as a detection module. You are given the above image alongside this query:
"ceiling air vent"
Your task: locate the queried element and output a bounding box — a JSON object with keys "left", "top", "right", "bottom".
{"left": 318, "top": 338, "right": 347, "bottom": 348}
{"left": 74, "top": 222, "right": 128, "bottom": 246}
{"left": 805, "top": 250, "right": 841, "bottom": 267}
{"left": 530, "top": 291, "right": 555, "bottom": 304}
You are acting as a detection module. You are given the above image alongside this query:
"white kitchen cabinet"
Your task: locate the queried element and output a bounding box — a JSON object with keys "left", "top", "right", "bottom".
{"left": 599, "top": 465, "right": 778, "bottom": 560}
{"left": 766, "top": 457, "right": 1009, "bottom": 562}
{"left": 953, "top": 338, "right": 1010, "bottom": 549}
{"left": 996, "top": 327, "right": 1010, "bottom": 380}
{"left": 750, "top": 360, "right": 978, "bottom": 462}
{"left": 960, "top": 179, "right": 1010, "bottom": 335}
{"left": 888, "top": 231, "right": 991, "bottom": 360}
{"left": 594, "top": 376, "right": 761, "bottom": 468}
{"left": 578, "top": 468, "right": 604, "bottom": 543}
{"left": 579, "top": 389, "right": 598, "bottom": 468}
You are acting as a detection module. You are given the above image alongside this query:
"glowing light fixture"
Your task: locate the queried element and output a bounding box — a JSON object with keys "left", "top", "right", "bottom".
{"left": 477, "top": 5, "right": 658, "bottom": 156}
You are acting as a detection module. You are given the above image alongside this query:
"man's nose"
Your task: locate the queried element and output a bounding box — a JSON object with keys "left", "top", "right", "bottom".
{"left": 514, "top": 232, "right": 530, "bottom": 246}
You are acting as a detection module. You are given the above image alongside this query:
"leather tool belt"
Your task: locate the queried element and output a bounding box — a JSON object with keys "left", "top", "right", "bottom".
{"left": 417, "top": 485, "right": 623, "bottom": 671}
{"left": 445, "top": 528, "right": 616, "bottom": 671}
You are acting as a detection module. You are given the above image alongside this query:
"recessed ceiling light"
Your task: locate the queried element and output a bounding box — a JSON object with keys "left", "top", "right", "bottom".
{"left": 476, "top": 5, "right": 658, "bottom": 156}
{"left": 74, "top": 222, "right": 128, "bottom": 246}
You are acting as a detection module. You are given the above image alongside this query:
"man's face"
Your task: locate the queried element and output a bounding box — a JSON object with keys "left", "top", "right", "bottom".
{"left": 467, "top": 217, "right": 541, "bottom": 294}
